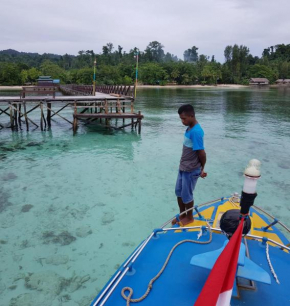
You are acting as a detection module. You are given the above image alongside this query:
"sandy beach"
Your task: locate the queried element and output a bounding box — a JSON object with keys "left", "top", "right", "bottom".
{"left": 0, "top": 86, "right": 23, "bottom": 91}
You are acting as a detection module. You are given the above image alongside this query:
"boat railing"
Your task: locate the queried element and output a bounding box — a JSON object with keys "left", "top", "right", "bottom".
{"left": 252, "top": 205, "right": 290, "bottom": 237}
{"left": 161, "top": 197, "right": 290, "bottom": 242}
{"left": 161, "top": 226, "right": 290, "bottom": 251}
{"left": 160, "top": 197, "right": 223, "bottom": 229}
{"left": 92, "top": 232, "right": 155, "bottom": 306}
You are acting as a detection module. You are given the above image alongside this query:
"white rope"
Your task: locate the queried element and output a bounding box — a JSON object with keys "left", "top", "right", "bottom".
{"left": 266, "top": 242, "right": 280, "bottom": 284}
{"left": 121, "top": 222, "right": 212, "bottom": 305}
{"left": 197, "top": 229, "right": 202, "bottom": 240}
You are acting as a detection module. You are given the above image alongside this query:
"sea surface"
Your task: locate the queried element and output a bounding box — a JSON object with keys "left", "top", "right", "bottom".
{"left": 0, "top": 87, "right": 289, "bottom": 306}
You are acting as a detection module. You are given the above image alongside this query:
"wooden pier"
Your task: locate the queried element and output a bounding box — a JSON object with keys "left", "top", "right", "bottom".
{"left": 0, "top": 85, "right": 143, "bottom": 134}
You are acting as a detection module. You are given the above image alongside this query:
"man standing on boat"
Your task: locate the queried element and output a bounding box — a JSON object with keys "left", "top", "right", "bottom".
{"left": 174, "top": 104, "right": 207, "bottom": 225}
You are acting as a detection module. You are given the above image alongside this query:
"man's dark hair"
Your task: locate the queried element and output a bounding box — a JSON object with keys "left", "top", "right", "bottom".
{"left": 178, "top": 104, "right": 195, "bottom": 116}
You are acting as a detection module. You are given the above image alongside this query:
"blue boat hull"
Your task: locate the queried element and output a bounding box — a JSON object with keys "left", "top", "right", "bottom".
{"left": 91, "top": 197, "right": 290, "bottom": 306}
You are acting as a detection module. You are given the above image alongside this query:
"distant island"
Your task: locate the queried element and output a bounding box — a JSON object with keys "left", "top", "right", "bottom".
{"left": 0, "top": 42, "right": 289, "bottom": 86}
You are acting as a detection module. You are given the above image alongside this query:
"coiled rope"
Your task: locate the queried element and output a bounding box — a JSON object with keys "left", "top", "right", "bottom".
{"left": 121, "top": 222, "right": 212, "bottom": 306}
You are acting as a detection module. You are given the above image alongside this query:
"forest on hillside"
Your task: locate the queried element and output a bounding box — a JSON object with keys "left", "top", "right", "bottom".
{"left": 0, "top": 42, "right": 289, "bottom": 86}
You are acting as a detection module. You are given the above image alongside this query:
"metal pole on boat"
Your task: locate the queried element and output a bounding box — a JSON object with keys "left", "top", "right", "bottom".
{"left": 220, "top": 160, "right": 261, "bottom": 238}
{"left": 240, "top": 159, "right": 261, "bottom": 215}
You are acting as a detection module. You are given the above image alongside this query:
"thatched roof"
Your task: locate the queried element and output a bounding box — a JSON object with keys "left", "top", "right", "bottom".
{"left": 275, "top": 79, "right": 290, "bottom": 83}
{"left": 250, "top": 78, "right": 269, "bottom": 83}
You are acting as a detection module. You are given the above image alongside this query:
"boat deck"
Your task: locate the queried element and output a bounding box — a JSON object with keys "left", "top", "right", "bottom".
{"left": 91, "top": 199, "right": 290, "bottom": 306}
{"left": 93, "top": 229, "right": 289, "bottom": 306}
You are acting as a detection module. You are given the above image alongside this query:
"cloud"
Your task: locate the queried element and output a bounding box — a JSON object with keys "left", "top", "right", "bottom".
{"left": 0, "top": 0, "right": 289, "bottom": 61}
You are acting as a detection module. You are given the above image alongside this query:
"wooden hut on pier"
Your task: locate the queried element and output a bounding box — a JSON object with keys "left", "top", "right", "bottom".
{"left": 37, "top": 76, "right": 54, "bottom": 86}
{"left": 275, "top": 79, "right": 290, "bottom": 85}
{"left": 249, "top": 78, "right": 269, "bottom": 85}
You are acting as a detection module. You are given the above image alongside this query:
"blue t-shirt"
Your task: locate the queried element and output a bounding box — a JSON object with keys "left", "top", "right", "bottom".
{"left": 179, "top": 123, "right": 204, "bottom": 171}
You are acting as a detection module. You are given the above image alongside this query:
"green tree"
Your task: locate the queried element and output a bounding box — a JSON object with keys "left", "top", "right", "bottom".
{"left": 139, "top": 63, "right": 168, "bottom": 84}
{"left": 144, "top": 41, "right": 165, "bottom": 63}
{"left": 279, "top": 61, "right": 290, "bottom": 79}
{"left": 0, "top": 63, "right": 21, "bottom": 85}
{"left": 201, "top": 62, "right": 222, "bottom": 84}
{"left": 20, "top": 69, "right": 28, "bottom": 84}
{"left": 249, "top": 64, "right": 278, "bottom": 83}
{"left": 40, "top": 60, "right": 68, "bottom": 83}
{"left": 123, "top": 75, "right": 133, "bottom": 85}
{"left": 183, "top": 46, "right": 199, "bottom": 62}
{"left": 27, "top": 67, "right": 40, "bottom": 83}
{"left": 223, "top": 44, "right": 250, "bottom": 83}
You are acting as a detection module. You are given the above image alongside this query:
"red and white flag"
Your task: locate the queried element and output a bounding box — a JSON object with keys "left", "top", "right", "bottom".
{"left": 194, "top": 218, "right": 244, "bottom": 306}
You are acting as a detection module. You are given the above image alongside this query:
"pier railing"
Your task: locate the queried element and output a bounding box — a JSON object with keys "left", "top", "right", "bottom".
{"left": 21, "top": 86, "right": 58, "bottom": 98}
{"left": 59, "top": 85, "right": 135, "bottom": 97}
{"left": 59, "top": 85, "right": 93, "bottom": 96}
{"left": 95, "top": 85, "right": 135, "bottom": 97}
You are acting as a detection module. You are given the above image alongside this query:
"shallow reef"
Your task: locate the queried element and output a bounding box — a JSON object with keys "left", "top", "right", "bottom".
{"left": 9, "top": 270, "right": 91, "bottom": 306}
{"left": 2, "top": 172, "right": 18, "bottom": 181}
{"left": 21, "top": 204, "right": 34, "bottom": 213}
{"left": 42, "top": 231, "right": 76, "bottom": 246}
{"left": 0, "top": 190, "right": 12, "bottom": 213}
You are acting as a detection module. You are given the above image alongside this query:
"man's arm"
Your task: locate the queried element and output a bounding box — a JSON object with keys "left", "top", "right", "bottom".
{"left": 197, "top": 149, "right": 207, "bottom": 178}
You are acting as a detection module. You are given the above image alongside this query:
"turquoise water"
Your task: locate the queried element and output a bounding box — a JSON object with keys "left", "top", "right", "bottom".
{"left": 0, "top": 87, "right": 290, "bottom": 305}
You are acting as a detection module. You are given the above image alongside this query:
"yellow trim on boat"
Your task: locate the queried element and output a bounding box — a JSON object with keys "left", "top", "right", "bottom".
{"left": 174, "top": 200, "right": 287, "bottom": 251}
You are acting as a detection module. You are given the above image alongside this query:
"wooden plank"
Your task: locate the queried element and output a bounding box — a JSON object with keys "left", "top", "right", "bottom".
{"left": 0, "top": 107, "right": 11, "bottom": 117}
{"left": 50, "top": 103, "right": 70, "bottom": 118}
{"left": 9, "top": 104, "right": 14, "bottom": 129}
{"left": 13, "top": 104, "right": 18, "bottom": 129}
{"left": 75, "top": 113, "right": 143, "bottom": 119}
{"left": 44, "top": 104, "right": 73, "bottom": 125}
{"left": 74, "top": 105, "right": 132, "bottom": 109}
{"left": 18, "top": 104, "right": 22, "bottom": 128}
{"left": 138, "top": 111, "right": 141, "bottom": 134}
{"left": 23, "top": 102, "right": 29, "bottom": 131}
{"left": 73, "top": 101, "right": 78, "bottom": 135}
{"left": 1, "top": 104, "right": 25, "bottom": 124}
{"left": 0, "top": 96, "right": 127, "bottom": 103}
{"left": 10, "top": 104, "right": 38, "bottom": 128}
{"left": 40, "top": 103, "right": 47, "bottom": 130}
{"left": 47, "top": 102, "right": 51, "bottom": 127}
{"left": 131, "top": 98, "right": 134, "bottom": 113}
{"left": 117, "top": 121, "right": 138, "bottom": 129}
{"left": 20, "top": 103, "right": 40, "bottom": 117}
{"left": 40, "top": 103, "right": 44, "bottom": 131}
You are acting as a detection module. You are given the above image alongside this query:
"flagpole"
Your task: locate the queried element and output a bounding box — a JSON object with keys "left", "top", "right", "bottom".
{"left": 134, "top": 50, "right": 139, "bottom": 98}
{"left": 93, "top": 58, "right": 96, "bottom": 96}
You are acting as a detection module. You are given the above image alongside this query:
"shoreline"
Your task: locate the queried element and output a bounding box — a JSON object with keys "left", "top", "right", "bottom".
{"left": 137, "top": 84, "right": 248, "bottom": 89}
{"left": 0, "top": 84, "right": 248, "bottom": 91}
{"left": 0, "top": 84, "right": 287, "bottom": 91}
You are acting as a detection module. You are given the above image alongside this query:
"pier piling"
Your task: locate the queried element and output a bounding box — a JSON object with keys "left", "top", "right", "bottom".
{"left": 0, "top": 85, "right": 143, "bottom": 134}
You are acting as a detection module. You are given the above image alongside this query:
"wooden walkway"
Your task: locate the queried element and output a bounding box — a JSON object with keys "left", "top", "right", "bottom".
{"left": 0, "top": 85, "right": 143, "bottom": 134}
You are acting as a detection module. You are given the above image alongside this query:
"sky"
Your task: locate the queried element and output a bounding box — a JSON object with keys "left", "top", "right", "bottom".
{"left": 0, "top": 0, "right": 290, "bottom": 62}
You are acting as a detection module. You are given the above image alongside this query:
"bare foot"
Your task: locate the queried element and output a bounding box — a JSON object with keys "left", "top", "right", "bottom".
{"left": 180, "top": 217, "right": 194, "bottom": 226}
{"left": 171, "top": 215, "right": 186, "bottom": 225}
